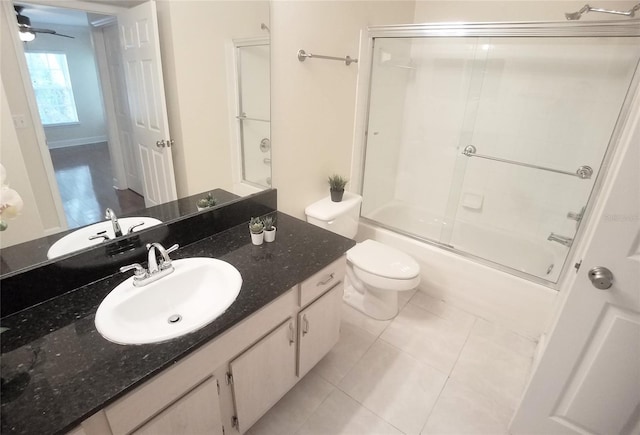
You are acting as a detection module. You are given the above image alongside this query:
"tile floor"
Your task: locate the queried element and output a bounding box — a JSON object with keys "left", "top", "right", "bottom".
{"left": 248, "top": 289, "right": 537, "bottom": 435}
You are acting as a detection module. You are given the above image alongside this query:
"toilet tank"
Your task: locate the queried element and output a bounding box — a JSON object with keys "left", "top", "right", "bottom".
{"left": 305, "top": 192, "right": 362, "bottom": 238}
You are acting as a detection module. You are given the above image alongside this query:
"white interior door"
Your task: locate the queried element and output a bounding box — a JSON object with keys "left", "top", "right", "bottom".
{"left": 510, "top": 91, "right": 640, "bottom": 434}
{"left": 118, "top": 0, "right": 176, "bottom": 207}
{"left": 101, "top": 23, "right": 143, "bottom": 195}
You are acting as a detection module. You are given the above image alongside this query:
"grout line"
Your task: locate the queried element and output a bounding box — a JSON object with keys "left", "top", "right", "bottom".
{"left": 336, "top": 386, "right": 408, "bottom": 435}
{"left": 292, "top": 382, "right": 338, "bottom": 435}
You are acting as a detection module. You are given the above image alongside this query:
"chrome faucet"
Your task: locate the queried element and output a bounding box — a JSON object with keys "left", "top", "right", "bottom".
{"left": 547, "top": 233, "right": 573, "bottom": 247}
{"left": 105, "top": 208, "right": 123, "bottom": 238}
{"left": 120, "top": 242, "right": 179, "bottom": 287}
{"left": 146, "top": 242, "right": 179, "bottom": 275}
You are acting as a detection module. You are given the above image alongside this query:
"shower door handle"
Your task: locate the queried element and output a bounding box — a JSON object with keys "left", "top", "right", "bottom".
{"left": 588, "top": 266, "right": 613, "bottom": 290}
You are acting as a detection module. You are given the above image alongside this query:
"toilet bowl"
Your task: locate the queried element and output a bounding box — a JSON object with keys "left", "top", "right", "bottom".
{"left": 345, "top": 239, "right": 420, "bottom": 320}
{"left": 305, "top": 193, "right": 420, "bottom": 320}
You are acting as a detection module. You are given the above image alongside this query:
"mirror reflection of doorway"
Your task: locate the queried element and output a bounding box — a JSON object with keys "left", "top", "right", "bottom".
{"left": 18, "top": 3, "right": 144, "bottom": 229}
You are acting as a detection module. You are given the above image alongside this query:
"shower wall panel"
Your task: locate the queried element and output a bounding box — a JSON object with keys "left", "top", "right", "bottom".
{"left": 457, "top": 38, "right": 640, "bottom": 246}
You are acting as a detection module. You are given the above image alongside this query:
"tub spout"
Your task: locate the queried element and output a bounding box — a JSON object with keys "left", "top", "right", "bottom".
{"left": 547, "top": 232, "right": 573, "bottom": 247}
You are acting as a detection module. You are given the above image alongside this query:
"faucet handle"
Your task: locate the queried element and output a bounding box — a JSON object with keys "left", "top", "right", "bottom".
{"left": 88, "top": 230, "right": 110, "bottom": 242}
{"left": 120, "top": 263, "right": 147, "bottom": 279}
{"left": 127, "top": 221, "right": 145, "bottom": 234}
{"left": 160, "top": 244, "right": 179, "bottom": 270}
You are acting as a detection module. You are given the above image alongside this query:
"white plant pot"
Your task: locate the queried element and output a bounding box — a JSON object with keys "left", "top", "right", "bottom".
{"left": 264, "top": 227, "right": 276, "bottom": 242}
{"left": 197, "top": 205, "right": 208, "bottom": 211}
{"left": 251, "top": 232, "right": 264, "bottom": 245}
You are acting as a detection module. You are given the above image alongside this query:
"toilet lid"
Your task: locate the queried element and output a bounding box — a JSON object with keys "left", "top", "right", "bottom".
{"left": 347, "top": 240, "right": 419, "bottom": 280}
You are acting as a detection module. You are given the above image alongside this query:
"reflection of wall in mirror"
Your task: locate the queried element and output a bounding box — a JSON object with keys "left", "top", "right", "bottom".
{"left": 0, "top": 80, "right": 45, "bottom": 248}
{"left": 0, "top": 2, "right": 63, "bottom": 234}
{"left": 157, "top": 1, "right": 270, "bottom": 198}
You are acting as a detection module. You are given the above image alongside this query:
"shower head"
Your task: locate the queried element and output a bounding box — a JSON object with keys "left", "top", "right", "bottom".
{"left": 565, "top": 4, "right": 591, "bottom": 20}
{"left": 565, "top": 3, "right": 640, "bottom": 20}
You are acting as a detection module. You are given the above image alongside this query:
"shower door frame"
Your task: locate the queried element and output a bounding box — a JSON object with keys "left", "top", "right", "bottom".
{"left": 352, "top": 19, "right": 640, "bottom": 289}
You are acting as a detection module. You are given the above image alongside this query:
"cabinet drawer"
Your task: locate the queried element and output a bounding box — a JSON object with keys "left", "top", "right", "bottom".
{"left": 299, "top": 256, "right": 346, "bottom": 307}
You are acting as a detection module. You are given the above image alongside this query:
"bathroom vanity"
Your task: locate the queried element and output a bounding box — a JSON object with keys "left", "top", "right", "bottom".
{"left": 0, "top": 197, "right": 354, "bottom": 435}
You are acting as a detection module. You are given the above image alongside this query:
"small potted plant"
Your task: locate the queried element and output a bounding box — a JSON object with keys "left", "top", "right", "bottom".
{"left": 263, "top": 215, "right": 276, "bottom": 242}
{"left": 196, "top": 192, "right": 217, "bottom": 211}
{"left": 249, "top": 216, "right": 264, "bottom": 245}
{"left": 328, "top": 174, "right": 348, "bottom": 202}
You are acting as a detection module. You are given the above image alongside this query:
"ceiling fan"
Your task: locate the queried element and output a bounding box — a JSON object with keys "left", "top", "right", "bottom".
{"left": 15, "top": 5, "right": 75, "bottom": 41}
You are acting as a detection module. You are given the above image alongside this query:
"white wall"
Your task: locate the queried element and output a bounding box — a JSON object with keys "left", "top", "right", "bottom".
{"left": 0, "top": 2, "right": 63, "bottom": 233}
{"left": 0, "top": 79, "right": 45, "bottom": 248}
{"left": 26, "top": 21, "right": 108, "bottom": 148}
{"left": 270, "top": 0, "right": 638, "bottom": 221}
{"left": 271, "top": 0, "right": 417, "bottom": 219}
{"left": 157, "top": 0, "right": 270, "bottom": 198}
{"left": 412, "top": 0, "right": 639, "bottom": 22}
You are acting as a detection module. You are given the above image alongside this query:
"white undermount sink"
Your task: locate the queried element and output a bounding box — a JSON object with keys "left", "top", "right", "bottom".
{"left": 94, "top": 258, "right": 242, "bottom": 345}
{"left": 47, "top": 217, "right": 162, "bottom": 260}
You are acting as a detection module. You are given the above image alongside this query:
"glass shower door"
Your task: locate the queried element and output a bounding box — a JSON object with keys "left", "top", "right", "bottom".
{"left": 360, "top": 30, "right": 640, "bottom": 284}
{"left": 445, "top": 36, "right": 640, "bottom": 281}
{"left": 236, "top": 41, "right": 271, "bottom": 188}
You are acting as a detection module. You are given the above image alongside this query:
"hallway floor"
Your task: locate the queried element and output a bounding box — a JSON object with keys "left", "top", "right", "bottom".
{"left": 50, "top": 142, "right": 145, "bottom": 229}
{"left": 248, "top": 290, "right": 537, "bottom": 435}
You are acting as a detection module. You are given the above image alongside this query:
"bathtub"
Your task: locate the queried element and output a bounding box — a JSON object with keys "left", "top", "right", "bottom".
{"left": 359, "top": 202, "right": 558, "bottom": 338}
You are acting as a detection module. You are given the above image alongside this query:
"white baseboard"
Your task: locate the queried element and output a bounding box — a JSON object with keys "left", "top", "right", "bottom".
{"left": 47, "top": 136, "right": 108, "bottom": 149}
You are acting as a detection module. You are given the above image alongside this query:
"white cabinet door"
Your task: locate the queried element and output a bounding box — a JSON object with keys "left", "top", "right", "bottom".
{"left": 133, "top": 377, "right": 223, "bottom": 435}
{"left": 118, "top": 1, "right": 177, "bottom": 207}
{"left": 230, "top": 318, "right": 297, "bottom": 433}
{"left": 298, "top": 283, "right": 343, "bottom": 377}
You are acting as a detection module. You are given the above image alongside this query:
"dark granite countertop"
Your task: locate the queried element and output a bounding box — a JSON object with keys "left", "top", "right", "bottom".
{"left": 0, "top": 212, "right": 355, "bottom": 435}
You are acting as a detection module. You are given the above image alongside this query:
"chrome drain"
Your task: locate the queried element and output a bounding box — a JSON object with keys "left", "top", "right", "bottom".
{"left": 168, "top": 314, "right": 182, "bottom": 324}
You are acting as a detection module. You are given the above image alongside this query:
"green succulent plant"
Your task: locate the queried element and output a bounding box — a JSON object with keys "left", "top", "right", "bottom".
{"left": 249, "top": 216, "right": 264, "bottom": 234}
{"left": 328, "top": 174, "right": 348, "bottom": 191}
{"left": 197, "top": 192, "right": 217, "bottom": 209}
{"left": 263, "top": 216, "right": 275, "bottom": 231}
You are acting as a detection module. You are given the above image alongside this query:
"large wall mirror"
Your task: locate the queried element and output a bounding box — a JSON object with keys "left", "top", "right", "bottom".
{"left": 0, "top": 0, "right": 270, "bottom": 275}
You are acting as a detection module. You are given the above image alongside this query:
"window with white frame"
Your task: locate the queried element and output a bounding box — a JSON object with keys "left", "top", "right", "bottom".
{"left": 24, "top": 52, "right": 79, "bottom": 126}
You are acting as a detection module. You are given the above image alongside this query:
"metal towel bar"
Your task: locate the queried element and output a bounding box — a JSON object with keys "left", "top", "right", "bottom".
{"left": 462, "top": 145, "right": 593, "bottom": 179}
{"left": 297, "top": 49, "right": 358, "bottom": 66}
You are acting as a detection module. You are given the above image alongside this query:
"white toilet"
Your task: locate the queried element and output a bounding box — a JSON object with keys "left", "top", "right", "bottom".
{"left": 305, "top": 193, "right": 420, "bottom": 320}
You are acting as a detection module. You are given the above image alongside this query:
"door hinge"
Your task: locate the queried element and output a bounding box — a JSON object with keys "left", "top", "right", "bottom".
{"left": 574, "top": 260, "right": 582, "bottom": 272}
{"left": 216, "top": 379, "right": 220, "bottom": 395}
{"left": 226, "top": 372, "right": 234, "bottom": 385}
{"left": 222, "top": 425, "right": 225, "bottom": 435}
{"left": 231, "top": 416, "right": 239, "bottom": 430}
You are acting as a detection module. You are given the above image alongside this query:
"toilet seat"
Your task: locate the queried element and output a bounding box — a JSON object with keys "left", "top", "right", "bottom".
{"left": 347, "top": 239, "right": 420, "bottom": 280}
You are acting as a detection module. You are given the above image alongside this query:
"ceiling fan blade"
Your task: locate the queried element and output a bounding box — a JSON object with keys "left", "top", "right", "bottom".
{"left": 29, "top": 27, "right": 75, "bottom": 39}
